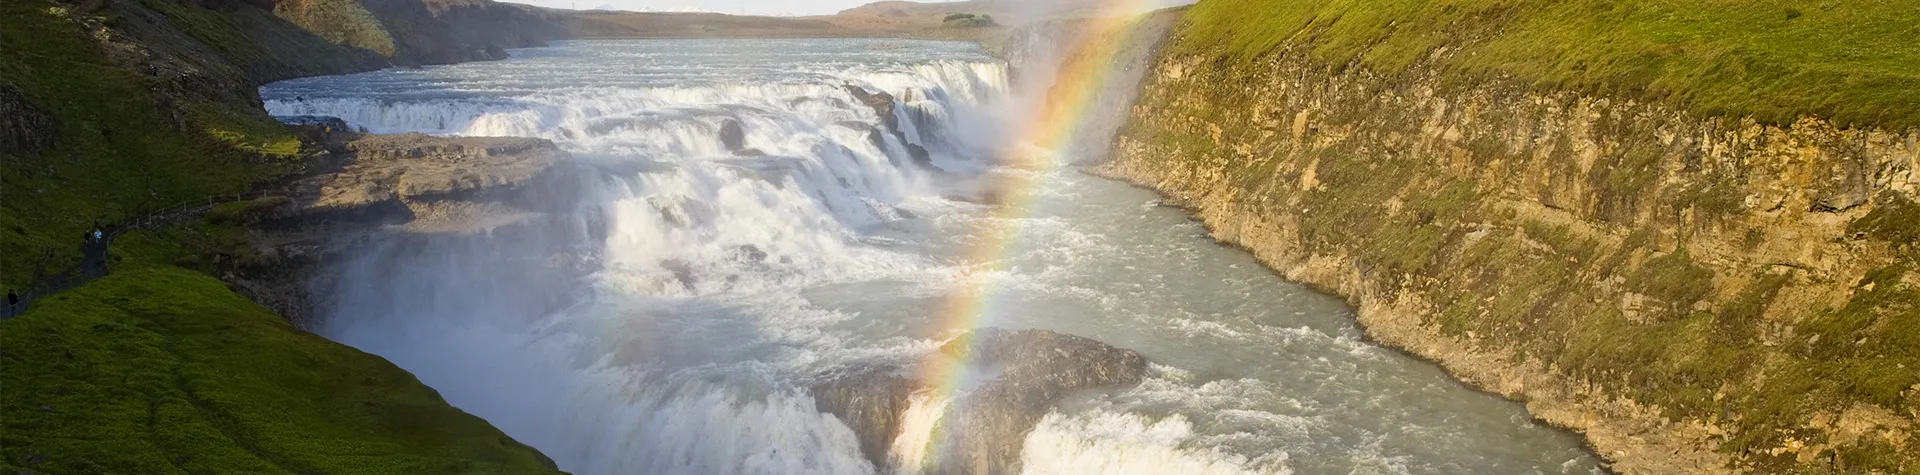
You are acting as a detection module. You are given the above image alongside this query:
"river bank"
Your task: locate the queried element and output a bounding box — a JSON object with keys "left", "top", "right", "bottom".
{"left": 1098, "top": 2, "right": 1920, "bottom": 472}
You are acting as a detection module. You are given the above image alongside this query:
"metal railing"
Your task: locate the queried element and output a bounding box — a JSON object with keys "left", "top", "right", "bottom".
{"left": 3, "top": 191, "right": 277, "bottom": 320}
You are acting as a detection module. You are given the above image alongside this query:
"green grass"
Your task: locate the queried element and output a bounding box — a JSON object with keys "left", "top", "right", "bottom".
{"left": 0, "top": 1, "right": 575, "bottom": 472}
{"left": 0, "top": 0, "right": 300, "bottom": 289}
{"left": 1177, "top": 0, "right": 1920, "bottom": 129}
{"left": 1625, "top": 249, "right": 1716, "bottom": 314}
{"left": 189, "top": 102, "right": 305, "bottom": 158}
{"left": 271, "top": 0, "right": 398, "bottom": 56}
{"left": 0, "top": 268, "right": 563, "bottom": 475}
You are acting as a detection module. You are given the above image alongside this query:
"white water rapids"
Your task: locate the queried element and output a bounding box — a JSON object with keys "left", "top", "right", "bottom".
{"left": 262, "top": 38, "right": 1603, "bottom": 475}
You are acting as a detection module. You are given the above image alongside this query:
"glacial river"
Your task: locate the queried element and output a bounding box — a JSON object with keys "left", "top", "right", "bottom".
{"left": 263, "top": 38, "right": 1601, "bottom": 475}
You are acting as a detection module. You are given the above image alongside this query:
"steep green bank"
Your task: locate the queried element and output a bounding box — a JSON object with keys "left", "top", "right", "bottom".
{"left": 2, "top": 0, "right": 573, "bottom": 469}
{"left": 1102, "top": 1, "right": 1918, "bottom": 473}
{"left": 1, "top": 0, "right": 306, "bottom": 290}
{"left": 1, "top": 268, "right": 562, "bottom": 474}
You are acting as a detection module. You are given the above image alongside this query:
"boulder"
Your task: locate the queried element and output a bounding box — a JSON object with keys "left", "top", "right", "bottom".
{"left": 810, "top": 328, "right": 1148, "bottom": 475}
{"left": 718, "top": 119, "right": 766, "bottom": 156}
{"left": 810, "top": 366, "right": 918, "bottom": 468}
{"left": 933, "top": 329, "right": 1147, "bottom": 475}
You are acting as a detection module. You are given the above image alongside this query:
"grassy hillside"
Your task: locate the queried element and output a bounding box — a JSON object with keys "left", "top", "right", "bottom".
{"left": 2, "top": 1, "right": 573, "bottom": 471}
{"left": 0, "top": 268, "right": 562, "bottom": 474}
{"left": 0, "top": 0, "right": 300, "bottom": 290}
{"left": 1178, "top": 0, "right": 1920, "bottom": 129}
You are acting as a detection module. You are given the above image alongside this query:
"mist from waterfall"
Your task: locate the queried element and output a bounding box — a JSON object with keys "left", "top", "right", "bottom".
{"left": 263, "top": 35, "right": 1602, "bottom": 475}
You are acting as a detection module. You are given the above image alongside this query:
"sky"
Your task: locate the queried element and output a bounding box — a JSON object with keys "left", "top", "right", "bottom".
{"left": 504, "top": 0, "right": 955, "bottom": 16}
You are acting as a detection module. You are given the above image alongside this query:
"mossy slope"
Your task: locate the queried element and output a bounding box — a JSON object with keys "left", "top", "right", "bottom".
{"left": 1, "top": 0, "right": 300, "bottom": 289}
{"left": 1178, "top": 0, "right": 1920, "bottom": 129}
{"left": 1, "top": 268, "right": 563, "bottom": 474}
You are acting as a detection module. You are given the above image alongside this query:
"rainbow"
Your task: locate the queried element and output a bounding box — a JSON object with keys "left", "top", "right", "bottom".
{"left": 903, "top": 0, "right": 1163, "bottom": 468}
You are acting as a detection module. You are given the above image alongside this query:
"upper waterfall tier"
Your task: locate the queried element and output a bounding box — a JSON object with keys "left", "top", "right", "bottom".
{"left": 264, "top": 38, "right": 1009, "bottom": 173}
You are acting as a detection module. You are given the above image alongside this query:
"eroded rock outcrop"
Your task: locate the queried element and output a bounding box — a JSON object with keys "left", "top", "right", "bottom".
{"left": 811, "top": 328, "right": 1147, "bottom": 475}
{"left": 277, "top": 132, "right": 575, "bottom": 229}
{"left": 1102, "top": 39, "right": 1920, "bottom": 474}
{"left": 843, "top": 84, "right": 933, "bottom": 167}
{"left": 233, "top": 131, "right": 584, "bottom": 326}
{"left": 811, "top": 366, "right": 918, "bottom": 468}
{"left": 0, "top": 87, "right": 58, "bottom": 157}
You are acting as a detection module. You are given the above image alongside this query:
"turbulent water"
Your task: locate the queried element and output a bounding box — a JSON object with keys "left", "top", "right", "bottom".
{"left": 263, "top": 38, "right": 1602, "bottom": 475}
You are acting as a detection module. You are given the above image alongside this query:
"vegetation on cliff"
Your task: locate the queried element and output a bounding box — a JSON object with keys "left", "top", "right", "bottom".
{"left": 0, "top": 268, "right": 563, "bottom": 474}
{"left": 1111, "top": 3, "right": 1920, "bottom": 472}
{"left": 3, "top": 0, "right": 572, "bottom": 470}
{"left": 273, "top": 0, "right": 401, "bottom": 56}
{"left": 1178, "top": 0, "right": 1920, "bottom": 128}
{"left": 0, "top": 0, "right": 299, "bottom": 289}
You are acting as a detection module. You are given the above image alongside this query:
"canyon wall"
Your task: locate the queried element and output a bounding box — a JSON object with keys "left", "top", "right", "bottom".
{"left": 1098, "top": 23, "right": 1919, "bottom": 475}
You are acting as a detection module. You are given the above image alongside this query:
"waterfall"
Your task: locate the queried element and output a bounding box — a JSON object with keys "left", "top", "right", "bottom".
{"left": 265, "top": 39, "right": 1012, "bottom": 475}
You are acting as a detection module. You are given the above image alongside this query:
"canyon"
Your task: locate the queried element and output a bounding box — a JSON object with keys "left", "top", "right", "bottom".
{"left": 5, "top": 0, "right": 1917, "bottom": 473}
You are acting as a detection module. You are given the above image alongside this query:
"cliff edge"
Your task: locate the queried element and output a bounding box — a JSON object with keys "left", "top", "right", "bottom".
{"left": 2, "top": 0, "right": 577, "bottom": 471}
{"left": 1101, "top": 1, "right": 1918, "bottom": 473}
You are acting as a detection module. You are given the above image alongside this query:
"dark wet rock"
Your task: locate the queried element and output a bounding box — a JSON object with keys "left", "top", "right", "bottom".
{"left": 842, "top": 85, "right": 935, "bottom": 168}
{"left": 904, "top": 143, "right": 933, "bottom": 167}
{"left": 720, "top": 119, "right": 749, "bottom": 151}
{"left": 275, "top": 115, "right": 350, "bottom": 128}
{"left": 717, "top": 119, "right": 768, "bottom": 156}
{"left": 810, "top": 328, "right": 1148, "bottom": 474}
{"left": 842, "top": 85, "right": 898, "bottom": 127}
{"left": 661, "top": 259, "right": 697, "bottom": 290}
{"left": 735, "top": 245, "right": 768, "bottom": 263}
{"left": 0, "top": 87, "right": 58, "bottom": 157}
{"left": 810, "top": 366, "right": 917, "bottom": 468}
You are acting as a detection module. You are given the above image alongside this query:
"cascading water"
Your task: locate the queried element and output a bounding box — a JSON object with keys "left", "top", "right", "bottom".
{"left": 263, "top": 37, "right": 1603, "bottom": 475}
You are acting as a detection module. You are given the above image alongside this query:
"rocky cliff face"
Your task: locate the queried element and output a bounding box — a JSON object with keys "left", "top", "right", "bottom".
{"left": 1100, "top": 41, "right": 1919, "bottom": 474}
{"left": 282, "top": 133, "right": 574, "bottom": 227}
{"left": 229, "top": 131, "right": 579, "bottom": 325}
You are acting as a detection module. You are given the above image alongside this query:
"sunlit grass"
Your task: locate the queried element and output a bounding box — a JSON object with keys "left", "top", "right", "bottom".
{"left": 0, "top": 268, "right": 562, "bottom": 474}
{"left": 1178, "top": 0, "right": 1920, "bottom": 128}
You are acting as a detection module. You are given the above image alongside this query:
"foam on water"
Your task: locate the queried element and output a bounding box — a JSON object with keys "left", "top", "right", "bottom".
{"left": 1022, "top": 411, "right": 1290, "bottom": 475}
{"left": 888, "top": 392, "right": 952, "bottom": 473}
